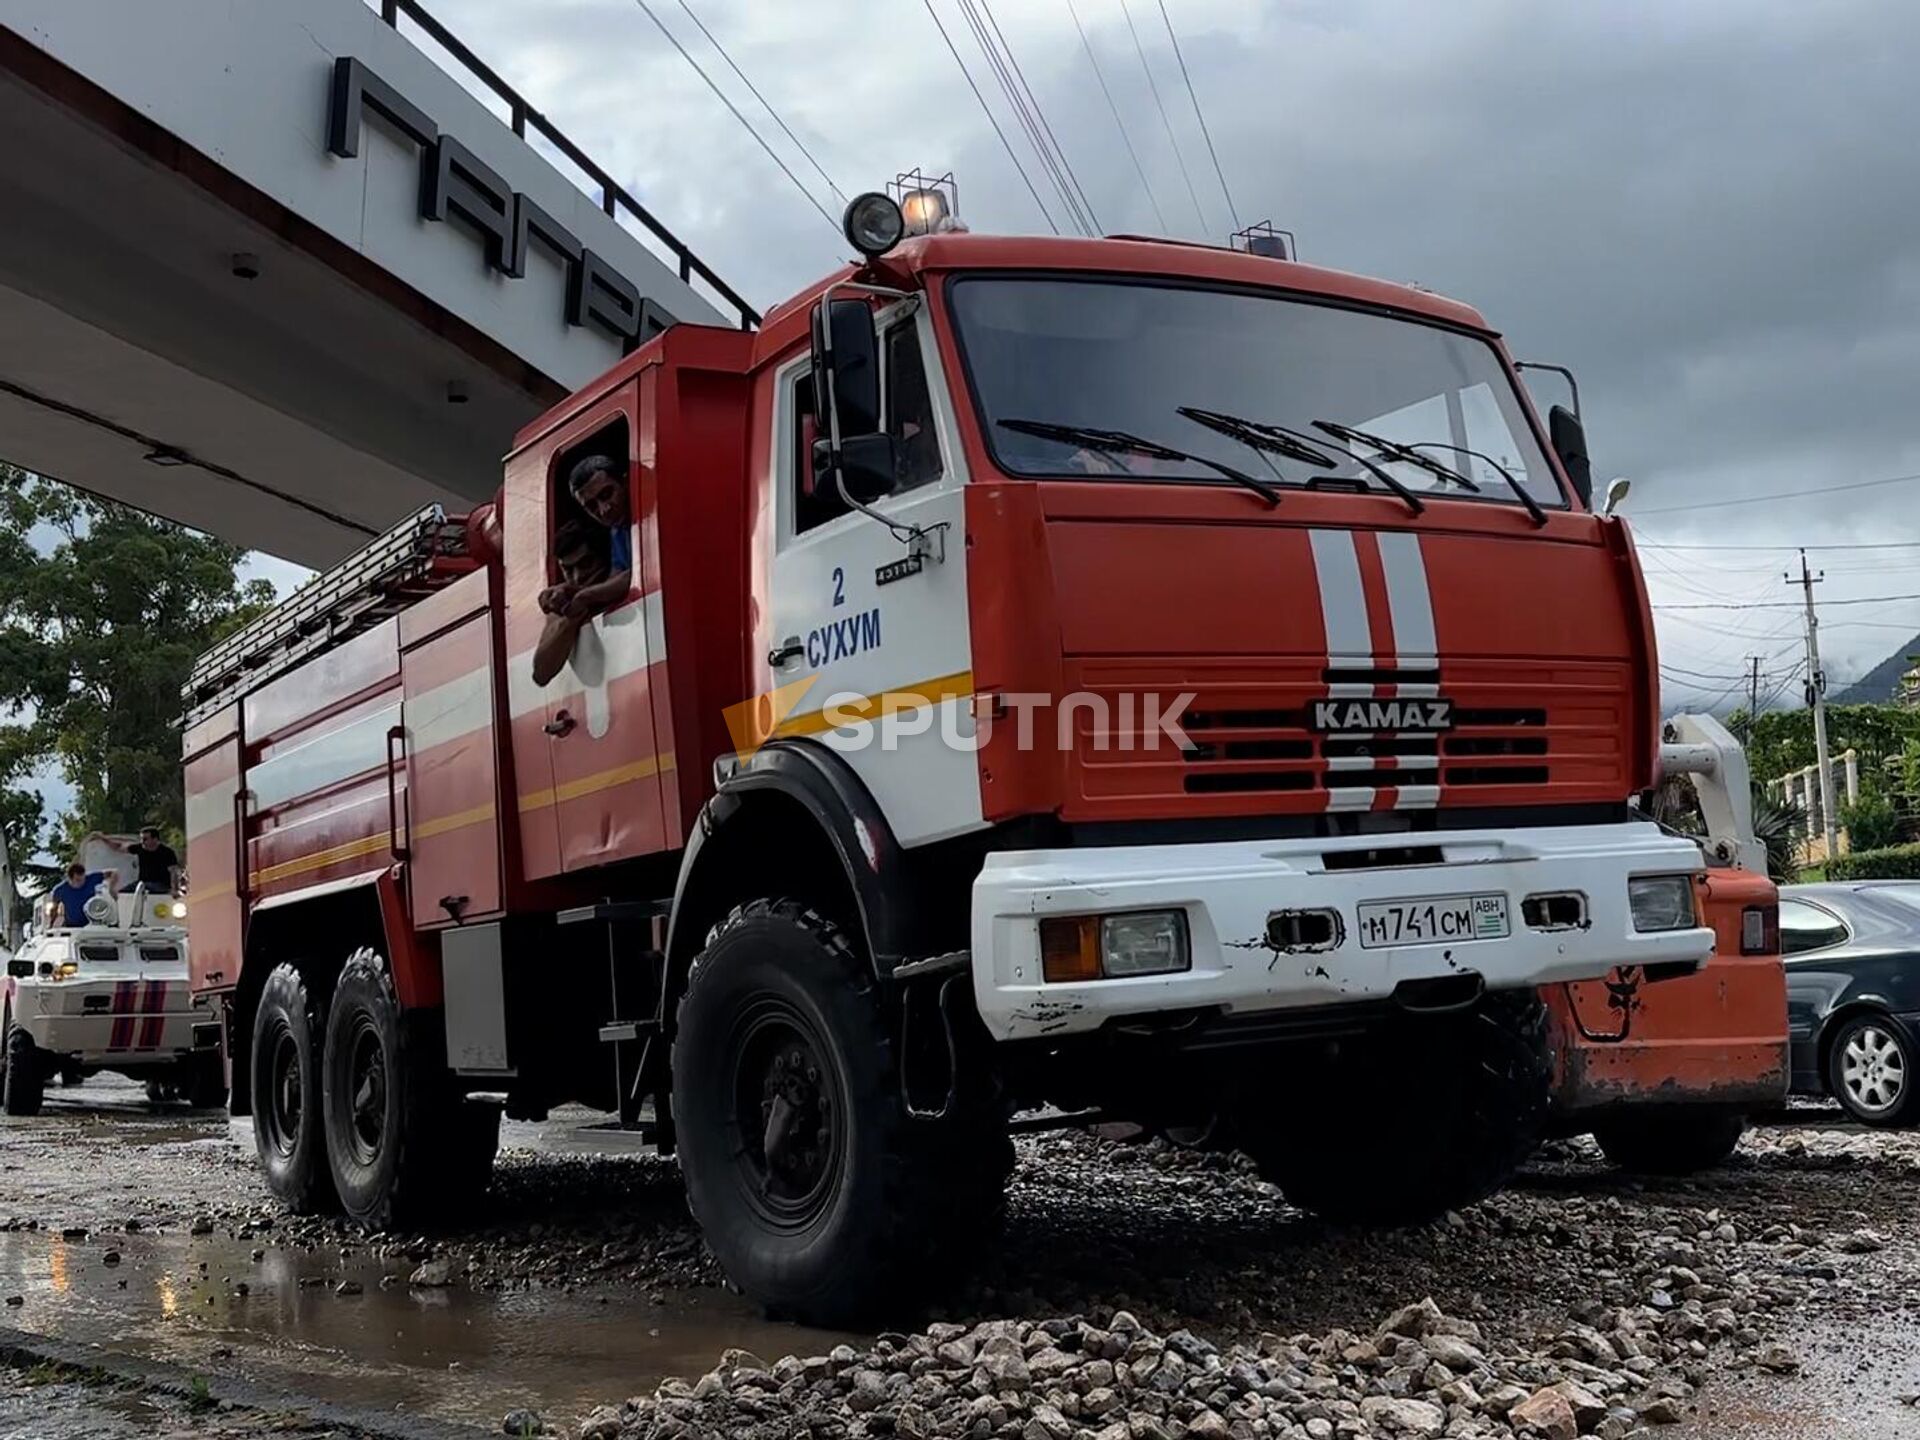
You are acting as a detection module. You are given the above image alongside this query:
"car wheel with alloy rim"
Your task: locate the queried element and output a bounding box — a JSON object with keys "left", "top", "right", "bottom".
{"left": 1828, "top": 1014, "right": 1920, "bottom": 1127}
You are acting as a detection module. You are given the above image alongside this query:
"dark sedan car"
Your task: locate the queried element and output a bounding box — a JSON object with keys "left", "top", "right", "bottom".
{"left": 1783, "top": 881, "right": 1920, "bottom": 1125}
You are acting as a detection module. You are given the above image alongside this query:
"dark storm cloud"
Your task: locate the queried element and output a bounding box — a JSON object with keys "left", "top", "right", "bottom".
{"left": 434, "top": 0, "right": 1920, "bottom": 694}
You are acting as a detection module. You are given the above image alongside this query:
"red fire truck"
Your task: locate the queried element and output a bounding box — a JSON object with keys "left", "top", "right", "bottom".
{"left": 183, "top": 184, "right": 1715, "bottom": 1323}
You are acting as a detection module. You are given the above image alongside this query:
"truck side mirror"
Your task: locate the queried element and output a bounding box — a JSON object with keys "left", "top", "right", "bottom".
{"left": 1548, "top": 404, "right": 1592, "bottom": 508}
{"left": 809, "top": 297, "right": 897, "bottom": 506}
{"left": 810, "top": 298, "right": 882, "bottom": 439}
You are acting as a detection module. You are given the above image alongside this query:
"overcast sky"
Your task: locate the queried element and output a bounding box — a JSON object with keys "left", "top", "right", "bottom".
{"left": 399, "top": 0, "right": 1920, "bottom": 715}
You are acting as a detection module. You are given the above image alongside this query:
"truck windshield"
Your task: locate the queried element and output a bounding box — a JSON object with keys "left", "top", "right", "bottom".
{"left": 947, "top": 275, "right": 1565, "bottom": 510}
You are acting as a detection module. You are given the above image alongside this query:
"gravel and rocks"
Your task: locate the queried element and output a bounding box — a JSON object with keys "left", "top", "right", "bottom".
{"left": 10, "top": 1084, "right": 1920, "bottom": 1437}
{"left": 600, "top": 1292, "right": 1763, "bottom": 1439}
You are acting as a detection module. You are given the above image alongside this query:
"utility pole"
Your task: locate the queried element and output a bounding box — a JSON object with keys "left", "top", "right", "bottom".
{"left": 1744, "top": 655, "right": 1762, "bottom": 744}
{"left": 1791, "top": 550, "right": 1838, "bottom": 858}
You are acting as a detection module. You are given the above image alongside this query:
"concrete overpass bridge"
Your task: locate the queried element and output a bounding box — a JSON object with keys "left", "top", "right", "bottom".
{"left": 0, "top": 0, "right": 756, "bottom": 566}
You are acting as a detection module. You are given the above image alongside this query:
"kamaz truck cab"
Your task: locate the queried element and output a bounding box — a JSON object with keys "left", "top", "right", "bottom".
{"left": 184, "top": 180, "right": 1713, "bottom": 1324}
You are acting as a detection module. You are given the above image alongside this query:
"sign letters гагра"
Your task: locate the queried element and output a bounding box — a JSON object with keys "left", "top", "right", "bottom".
{"left": 326, "top": 57, "right": 674, "bottom": 349}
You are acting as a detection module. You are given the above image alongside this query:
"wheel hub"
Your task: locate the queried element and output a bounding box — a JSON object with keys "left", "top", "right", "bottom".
{"left": 732, "top": 1011, "right": 840, "bottom": 1227}
{"left": 264, "top": 1026, "right": 302, "bottom": 1159}
{"left": 345, "top": 1021, "right": 388, "bottom": 1163}
{"left": 759, "top": 1043, "right": 830, "bottom": 1186}
{"left": 1842, "top": 1025, "right": 1905, "bottom": 1114}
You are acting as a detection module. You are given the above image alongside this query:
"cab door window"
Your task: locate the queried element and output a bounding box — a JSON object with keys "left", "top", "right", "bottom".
{"left": 886, "top": 319, "right": 943, "bottom": 493}
{"left": 793, "top": 315, "right": 942, "bottom": 534}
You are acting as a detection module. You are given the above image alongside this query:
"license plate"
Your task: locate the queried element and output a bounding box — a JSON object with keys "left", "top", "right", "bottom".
{"left": 1356, "top": 893, "right": 1510, "bottom": 949}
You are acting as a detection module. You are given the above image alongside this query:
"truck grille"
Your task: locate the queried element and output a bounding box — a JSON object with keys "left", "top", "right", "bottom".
{"left": 1061, "top": 658, "right": 1628, "bottom": 818}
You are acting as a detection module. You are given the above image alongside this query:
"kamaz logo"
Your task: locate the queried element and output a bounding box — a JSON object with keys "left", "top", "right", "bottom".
{"left": 1310, "top": 698, "right": 1454, "bottom": 732}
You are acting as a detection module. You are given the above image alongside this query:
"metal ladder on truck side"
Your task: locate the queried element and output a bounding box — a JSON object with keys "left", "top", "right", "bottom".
{"left": 180, "top": 505, "right": 475, "bottom": 726}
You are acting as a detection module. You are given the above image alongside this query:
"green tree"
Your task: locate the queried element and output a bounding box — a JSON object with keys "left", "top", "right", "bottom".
{"left": 0, "top": 468, "right": 273, "bottom": 867}
{"left": 1738, "top": 702, "right": 1920, "bottom": 790}
{"left": 1842, "top": 782, "right": 1905, "bottom": 852}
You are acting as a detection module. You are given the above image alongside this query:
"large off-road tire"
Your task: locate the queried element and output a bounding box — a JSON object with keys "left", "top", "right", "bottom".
{"left": 251, "top": 963, "right": 336, "bottom": 1212}
{"left": 321, "top": 949, "right": 494, "bottom": 1230}
{"left": 2, "top": 1025, "right": 44, "bottom": 1118}
{"left": 671, "top": 900, "right": 1012, "bottom": 1326}
{"left": 1826, "top": 1014, "right": 1920, "bottom": 1127}
{"left": 1592, "top": 1109, "right": 1746, "bottom": 1174}
{"left": 1235, "top": 990, "right": 1551, "bottom": 1225}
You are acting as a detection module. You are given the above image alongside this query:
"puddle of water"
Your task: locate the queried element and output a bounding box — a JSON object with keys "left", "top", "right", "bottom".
{"left": 1686, "top": 1321, "right": 1920, "bottom": 1439}
{"left": 0, "top": 1227, "right": 854, "bottom": 1431}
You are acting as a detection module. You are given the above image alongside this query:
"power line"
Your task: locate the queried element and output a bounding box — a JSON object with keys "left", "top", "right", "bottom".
{"left": 1155, "top": 0, "right": 1238, "bottom": 231}
{"left": 1641, "top": 540, "right": 1920, "bottom": 553}
{"left": 920, "top": 0, "right": 1061, "bottom": 233}
{"left": 1065, "top": 0, "right": 1169, "bottom": 231}
{"left": 674, "top": 0, "right": 845, "bottom": 207}
{"left": 630, "top": 0, "right": 842, "bottom": 237}
{"left": 1633, "top": 470, "right": 1920, "bottom": 517}
{"left": 1119, "top": 0, "right": 1209, "bottom": 233}
{"left": 1653, "top": 592, "right": 1920, "bottom": 611}
{"left": 958, "top": 0, "right": 1094, "bottom": 234}
{"left": 978, "top": 0, "right": 1103, "bottom": 232}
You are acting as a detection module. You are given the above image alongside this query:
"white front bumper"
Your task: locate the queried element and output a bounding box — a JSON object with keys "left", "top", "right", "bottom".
{"left": 969, "top": 822, "right": 1712, "bottom": 1042}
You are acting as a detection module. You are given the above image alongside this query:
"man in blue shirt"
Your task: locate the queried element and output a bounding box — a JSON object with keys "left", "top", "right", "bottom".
{"left": 46, "top": 862, "right": 116, "bottom": 928}
{"left": 546, "top": 454, "right": 632, "bottom": 623}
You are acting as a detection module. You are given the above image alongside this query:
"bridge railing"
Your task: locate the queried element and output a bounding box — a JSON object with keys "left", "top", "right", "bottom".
{"left": 374, "top": 0, "right": 760, "bottom": 330}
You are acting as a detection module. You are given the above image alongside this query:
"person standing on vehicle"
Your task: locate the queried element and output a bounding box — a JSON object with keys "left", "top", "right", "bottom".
{"left": 45, "top": 863, "right": 117, "bottom": 929}
{"left": 119, "top": 828, "right": 181, "bottom": 894}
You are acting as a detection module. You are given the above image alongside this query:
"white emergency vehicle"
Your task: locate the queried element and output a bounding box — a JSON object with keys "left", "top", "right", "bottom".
{"left": 2, "top": 836, "right": 219, "bottom": 1114}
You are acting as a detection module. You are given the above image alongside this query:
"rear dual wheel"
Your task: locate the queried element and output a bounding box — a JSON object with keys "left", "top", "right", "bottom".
{"left": 250, "top": 954, "right": 498, "bottom": 1224}
{"left": 252, "top": 964, "right": 335, "bottom": 1212}
{"left": 320, "top": 951, "right": 499, "bottom": 1229}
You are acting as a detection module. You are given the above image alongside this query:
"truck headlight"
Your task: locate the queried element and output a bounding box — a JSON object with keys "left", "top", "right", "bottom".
{"left": 1040, "top": 910, "right": 1190, "bottom": 982}
{"left": 1628, "top": 875, "right": 1698, "bottom": 932}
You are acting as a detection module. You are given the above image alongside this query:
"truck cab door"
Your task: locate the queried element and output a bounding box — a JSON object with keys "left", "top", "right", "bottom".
{"left": 542, "top": 385, "right": 671, "bottom": 871}
{"left": 762, "top": 303, "right": 983, "bottom": 846}
{"left": 505, "top": 382, "right": 671, "bottom": 880}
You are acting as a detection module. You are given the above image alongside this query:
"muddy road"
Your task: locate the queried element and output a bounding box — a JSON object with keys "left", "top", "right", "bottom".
{"left": 1, "top": 1077, "right": 1918, "bottom": 1436}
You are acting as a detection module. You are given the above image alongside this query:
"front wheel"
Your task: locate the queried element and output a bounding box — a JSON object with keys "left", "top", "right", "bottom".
{"left": 1828, "top": 1015, "right": 1920, "bottom": 1127}
{"left": 2, "top": 1025, "right": 44, "bottom": 1118}
{"left": 1593, "top": 1109, "right": 1747, "bottom": 1174}
{"left": 1233, "top": 990, "right": 1551, "bottom": 1224}
{"left": 671, "top": 901, "right": 1010, "bottom": 1326}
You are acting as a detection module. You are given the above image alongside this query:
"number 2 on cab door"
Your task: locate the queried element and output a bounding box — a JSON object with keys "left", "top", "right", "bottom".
{"left": 831, "top": 567, "right": 845, "bottom": 607}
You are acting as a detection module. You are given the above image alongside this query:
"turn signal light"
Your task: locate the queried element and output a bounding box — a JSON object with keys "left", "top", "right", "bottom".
{"left": 1040, "top": 917, "right": 1102, "bottom": 983}
{"left": 1040, "top": 911, "right": 1190, "bottom": 983}
{"left": 1741, "top": 903, "right": 1779, "bottom": 956}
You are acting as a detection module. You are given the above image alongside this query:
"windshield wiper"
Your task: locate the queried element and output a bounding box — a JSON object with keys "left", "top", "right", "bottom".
{"left": 997, "top": 418, "right": 1282, "bottom": 507}
{"left": 1177, "top": 407, "right": 1424, "bottom": 515}
{"left": 1315, "top": 421, "right": 1547, "bottom": 526}
{"left": 1404, "top": 440, "right": 1548, "bottom": 527}
{"left": 1177, "top": 407, "right": 1338, "bottom": 471}
{"left": 1312, "top": 419, "right": 1481, "bottom": 493}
